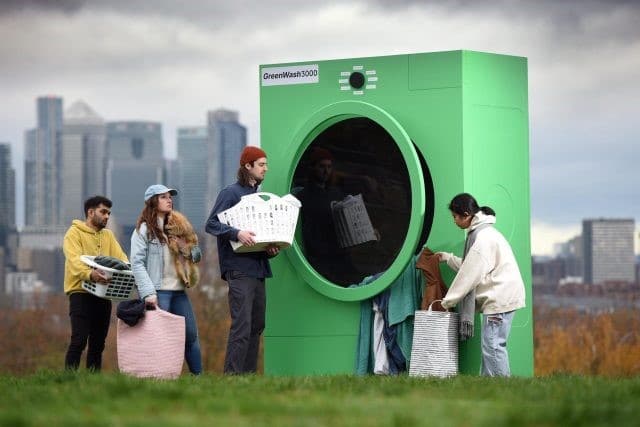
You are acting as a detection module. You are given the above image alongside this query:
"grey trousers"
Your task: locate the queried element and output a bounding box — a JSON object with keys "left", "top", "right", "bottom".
{"left": 224, "top": 271, "right": 266, "bottom": 374}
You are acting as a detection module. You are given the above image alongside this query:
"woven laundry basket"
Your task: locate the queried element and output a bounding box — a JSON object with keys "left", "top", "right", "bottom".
{"left": 117, "top": 309, "right": 185, "bottom": 379}
{"left": 409, "top": 301, "right": 459, "bottom": 378}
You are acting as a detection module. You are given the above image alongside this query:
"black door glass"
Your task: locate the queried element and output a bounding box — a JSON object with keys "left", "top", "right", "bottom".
{"left": 291, "top": 117, "right": 412, "bottom": 287}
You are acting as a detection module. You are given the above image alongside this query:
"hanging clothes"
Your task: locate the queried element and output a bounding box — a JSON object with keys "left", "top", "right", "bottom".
{"left": 415, "top": 247, "right": 449, "bottom": 311}
{"left": 373, "top": 289, "right": 406, "bottom": 374}
{"left": 355, "top": 256, "right": 423, "bottom": 375}
{"left": 372, "top": 301, "right": 389, "bottom": 374}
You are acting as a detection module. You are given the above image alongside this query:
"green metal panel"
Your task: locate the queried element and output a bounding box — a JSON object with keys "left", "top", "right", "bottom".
{"left": 264, "top": 336, "right": 359, "bottom": 375}
{"left": 460, "top": 51, "right": 533, "bottom": 376}
{"left": 260, "top": 50, "right": 533, "bottom": 376}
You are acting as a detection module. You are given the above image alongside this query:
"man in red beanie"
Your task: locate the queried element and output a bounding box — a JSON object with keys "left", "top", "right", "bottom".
{"left": 205, "top": 145, "right": 279, "bottom": 374}
{"left": 239, "top": 145, "right": 267, "bottom": 168}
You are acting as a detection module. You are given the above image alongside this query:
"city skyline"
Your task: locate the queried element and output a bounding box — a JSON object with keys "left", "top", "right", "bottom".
{"left": 1, "top": 0, "right": 639, "bottom": 255}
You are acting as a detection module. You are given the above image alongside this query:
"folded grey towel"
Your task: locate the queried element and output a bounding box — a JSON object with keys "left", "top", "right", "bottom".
{"left": 117, "top": 299, "right": 146, "bottom": 327}
{"left": 94, "top": 255, "right": 130, "bottom": 271}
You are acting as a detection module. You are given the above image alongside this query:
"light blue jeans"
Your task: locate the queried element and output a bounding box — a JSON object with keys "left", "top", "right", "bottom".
{"left": 481, "top": 311, "right": 515, "bottom": 377}
{"left": 157, "top": 290, "right": 202, "bottom": 375}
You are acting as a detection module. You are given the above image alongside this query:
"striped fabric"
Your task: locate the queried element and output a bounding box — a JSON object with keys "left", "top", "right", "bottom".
{"left": 409, "top": 307, "right": 459, "bottom": 378}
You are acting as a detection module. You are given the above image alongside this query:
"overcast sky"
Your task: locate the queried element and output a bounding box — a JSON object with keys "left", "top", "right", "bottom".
{"left": 0, "top": 0, "right": 638, "bottom": 254}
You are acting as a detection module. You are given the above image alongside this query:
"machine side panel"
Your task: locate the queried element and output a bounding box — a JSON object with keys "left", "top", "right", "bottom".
{"left": 462, "top": 51, "right": 533, "bottom": 377}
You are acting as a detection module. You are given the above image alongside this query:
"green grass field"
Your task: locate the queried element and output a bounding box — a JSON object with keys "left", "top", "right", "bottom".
{"left": 2, "top": 372, "right": 639, "bottom": 427}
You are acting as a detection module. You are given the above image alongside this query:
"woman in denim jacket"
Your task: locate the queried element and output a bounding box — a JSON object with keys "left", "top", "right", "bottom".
{"left": 130, "top": 184, "right": 202, "bottom": 375}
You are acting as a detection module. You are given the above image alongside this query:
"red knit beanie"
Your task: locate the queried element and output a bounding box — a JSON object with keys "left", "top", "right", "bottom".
{"left": 239, "top": 146, "right": 267, "bottom": 166}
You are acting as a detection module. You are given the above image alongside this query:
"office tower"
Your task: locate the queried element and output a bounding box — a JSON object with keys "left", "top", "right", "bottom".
{"left": 106, "top": 121, "right": 164, "bottom": 252}
{"left": 582, "top": 218, "right": 635, "bottom": 284}
{"left": 555, "top": 235, "right": 583, "bottom": 279}
{"left": 207, "top": 109, "right": 247, "bottom": 205}
{"left": 24, "top": 96, "right": 63, "bottom": 227}
{"left": 0, "top": 144, "right": 16, "bottom": 244}
{"left": 177, "top": 127, "right": 208, "bottom": 232}
{"left": 164, "top": 158, "right": 181, "bottom": 211}
{"left": 14, "top": 246, "right": 65, "bottom": 294}
{"left": 61, "top": 100, "right": 107, "bottom": 224}
{"left": 4, "top": 272, "right": 50, "bottom": 310}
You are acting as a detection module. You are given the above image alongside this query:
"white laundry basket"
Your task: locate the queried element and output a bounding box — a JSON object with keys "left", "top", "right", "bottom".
{"left": 330, "top": 194, "right": 376, "bottom": 248}
{"left": 409, "top": 300, "right": 459, "bottom": 378}
{"left": 80, "top": 255, "right": 137, "bottom": 301}
{"left": 217, "top": 192, "right": 301, "bottom": 253}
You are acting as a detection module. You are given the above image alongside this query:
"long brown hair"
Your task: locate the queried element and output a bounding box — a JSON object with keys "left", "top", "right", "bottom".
{"left": 237, "top": 163, "right": 262, "bottom": 187}
{"left": 136, "top": 195, "right": 168, "bottom": 244}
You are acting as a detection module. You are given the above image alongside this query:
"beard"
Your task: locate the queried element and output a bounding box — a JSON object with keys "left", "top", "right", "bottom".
{"left": 91, "top": 217, "right": 107, "bottom": 230}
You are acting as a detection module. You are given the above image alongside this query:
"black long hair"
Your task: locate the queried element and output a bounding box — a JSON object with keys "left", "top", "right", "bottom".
{"left": 448, "top": 193, "right": 496, "bottom": 217}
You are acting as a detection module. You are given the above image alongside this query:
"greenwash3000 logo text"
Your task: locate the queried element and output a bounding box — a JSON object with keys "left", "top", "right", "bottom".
{"left": 261, "top": 64, "right": 319, "bottom": 86}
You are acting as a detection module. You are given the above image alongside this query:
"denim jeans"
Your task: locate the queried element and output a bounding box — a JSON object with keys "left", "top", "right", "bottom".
{"left": 156, "top": 290, "right": 202, "bottom": 374}
{"left": 224, "top": 271, "right": 266, "bottom": 374}
{"left": 481, "top": 311, "right": 515, "bottom": 377}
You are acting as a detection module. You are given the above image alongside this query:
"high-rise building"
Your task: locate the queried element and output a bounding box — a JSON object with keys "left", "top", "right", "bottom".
{"left": 24, "top": 96, "right": 63, "bottom": 227}
{"left": 4, "top": 271, "right": 50, "bottom": 310}
{"left": 164, "top": 158, "right": 181, "bottom": 211}
{"left": 582, "top": 218, "right": 635, "bottom": 284}
{"left": 0, "top": 144, "right": 16, "bottom": 244}
{"left": 177, "top": 127, "right": 208, "bottom": 232}
{"left": 61, "top": 100, "right": 107, "bottom": 224}
{"left": 207, "top": 109, "right": 246, "bottom": 206}
{"left": 554, "top": 235, "right": 583, "bottom": 279}
{"left": 106, "top": 121, "right": 164, "bottom": 252}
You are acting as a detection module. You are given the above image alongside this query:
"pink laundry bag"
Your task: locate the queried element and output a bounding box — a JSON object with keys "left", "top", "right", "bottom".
{"left": 117, "top": 309, "right": 185, "bottom": 379}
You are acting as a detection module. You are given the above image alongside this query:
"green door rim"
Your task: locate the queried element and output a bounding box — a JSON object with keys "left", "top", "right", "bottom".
{"left": 275, "top": 101, "right": 426, "bottom": 301}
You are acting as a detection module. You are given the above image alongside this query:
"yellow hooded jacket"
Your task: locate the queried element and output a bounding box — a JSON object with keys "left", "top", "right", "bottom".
{"left": 63, "top": 219, "right": 129, "bottom": 295}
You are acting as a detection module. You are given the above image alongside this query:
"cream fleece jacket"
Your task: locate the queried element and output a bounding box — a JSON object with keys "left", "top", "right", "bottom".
{"left": 440, "top": 212, "right": 526, "bottom": 314}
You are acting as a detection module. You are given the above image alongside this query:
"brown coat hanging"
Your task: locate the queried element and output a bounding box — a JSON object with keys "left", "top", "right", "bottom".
{"left": 416, "top": 247, "right": 449, "bottom": 311}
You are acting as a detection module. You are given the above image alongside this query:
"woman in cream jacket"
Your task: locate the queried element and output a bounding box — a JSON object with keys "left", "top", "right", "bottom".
{"left": 438, "top": 193, "right": 525, "bottom": 376}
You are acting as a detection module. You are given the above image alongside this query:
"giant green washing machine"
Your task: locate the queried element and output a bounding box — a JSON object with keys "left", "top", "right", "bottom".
{"left": 259, "top": 50, "right": 533, "bottom": 376}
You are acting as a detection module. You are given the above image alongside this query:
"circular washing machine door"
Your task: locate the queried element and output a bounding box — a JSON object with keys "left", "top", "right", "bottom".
{"left": 284, "top": 101, "right": 428, "bottom": 301}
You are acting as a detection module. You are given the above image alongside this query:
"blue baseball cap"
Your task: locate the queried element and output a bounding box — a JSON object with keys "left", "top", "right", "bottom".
{"left": 144, "top": 184, "right": 177, "bottom": 202}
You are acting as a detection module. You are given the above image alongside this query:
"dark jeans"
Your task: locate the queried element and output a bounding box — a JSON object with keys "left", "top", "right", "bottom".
{"left": 65, "top": 292, "right": 112, "bottom": 371}
{"left": 157, "top": 290, "right": 202, "bottom": 374}
{"left": 224, "top": 271, "right": 266, "bottom": 374}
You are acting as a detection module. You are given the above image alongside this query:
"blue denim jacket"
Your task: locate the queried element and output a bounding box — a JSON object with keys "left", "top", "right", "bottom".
{"left": 130, "top": 222, "right": 164, "bottom": 299}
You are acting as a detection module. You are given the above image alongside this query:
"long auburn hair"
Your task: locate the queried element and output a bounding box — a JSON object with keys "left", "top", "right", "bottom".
{"left": 136, "top": 195, "right": 168, "bottom": 244}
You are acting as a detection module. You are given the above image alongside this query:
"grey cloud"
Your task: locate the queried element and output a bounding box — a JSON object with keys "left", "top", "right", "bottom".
{"left": 372, "top": 0, "right": 640, "bottom": 43}
{"left": 54, "top": 0, "right": 310, "bottom": 27}
{"left": 1, "top": 0, "right": 638, "bottom": 231}
{"left": 0, "top": 0, "right": 85, "bottom": 15}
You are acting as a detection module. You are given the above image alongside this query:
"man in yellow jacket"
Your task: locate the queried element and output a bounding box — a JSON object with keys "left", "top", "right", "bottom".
{"left": 63, "top": 195, "right": 128, "bottom": 371}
